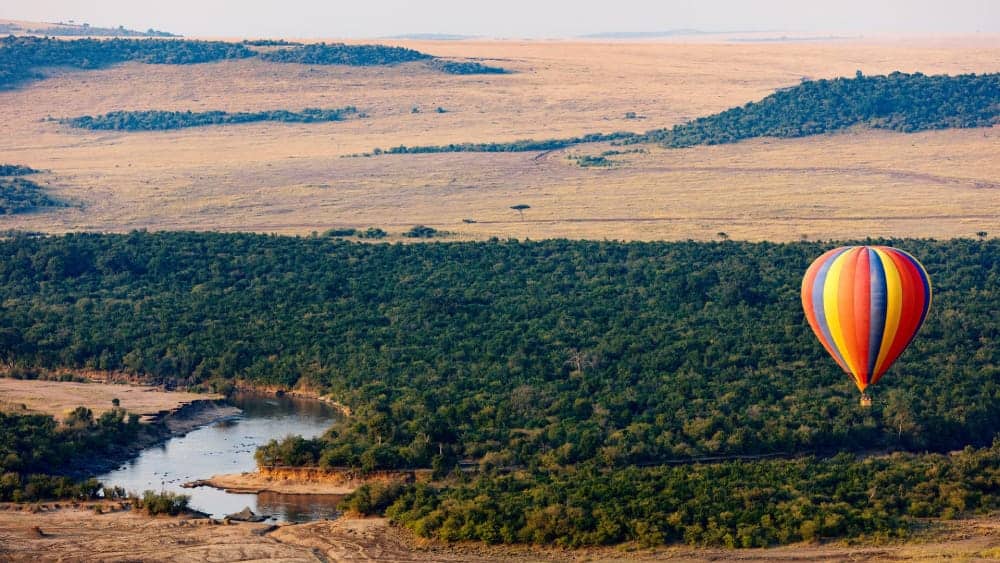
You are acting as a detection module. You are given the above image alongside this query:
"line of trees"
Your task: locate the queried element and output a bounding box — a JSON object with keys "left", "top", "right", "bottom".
{"left": 0, "top": 35, "right": 255, "bottom": 88}
{"left": 635, "top": 71, "right": 1000, "bottom": 147}
{"left": 369, "top": 132, "right": 636, "bottom": 156}
{"left": 26, "top": 24, "right": 179, "bottom": 38}
{"left": 63, "top": 107, "right": 358, "bottom": 131}
{"left": 259, "top": 42, "right": 432, "bottom": 65}
{"left": 0, "top": 36, "right": 508, "bottom": 89}
{"left": 360, "top": 72, "right": 999, "bottom": 155}
{"left": 430, "top": 60, "right": 509, "bottom": 75}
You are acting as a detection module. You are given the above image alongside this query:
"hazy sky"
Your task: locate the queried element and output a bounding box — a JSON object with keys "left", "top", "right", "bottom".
{"left": 3, "top": 0, "right": 999, "bottom": 38}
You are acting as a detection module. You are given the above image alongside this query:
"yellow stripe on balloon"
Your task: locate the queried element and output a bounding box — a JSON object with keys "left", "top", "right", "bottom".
{"left": 873, "top": 248, "right": 903, "bottom": 377}
{"left": 823, "top": 250, "right": 864, "bottom": 390}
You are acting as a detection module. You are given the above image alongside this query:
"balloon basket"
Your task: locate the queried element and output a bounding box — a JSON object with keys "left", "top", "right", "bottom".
{"left": 860, "top": 394, "right": 873, "bottom": 407}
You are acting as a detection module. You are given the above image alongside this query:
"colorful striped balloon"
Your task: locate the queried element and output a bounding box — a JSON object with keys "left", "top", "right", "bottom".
{"left": 801, "top": 246, "right": 932, "bottom": 398}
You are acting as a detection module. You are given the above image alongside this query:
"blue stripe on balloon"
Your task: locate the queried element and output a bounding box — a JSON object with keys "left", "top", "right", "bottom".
{"left": 867, "top": 248, "right": 888, "bottom": 377}
{"left": 812, "top": 247, "right": 851, "bottom": 371}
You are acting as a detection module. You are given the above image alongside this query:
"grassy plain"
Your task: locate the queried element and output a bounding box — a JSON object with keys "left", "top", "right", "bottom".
{"left": 0, "top": 378, "right": 221, "bottom": 422}
{"left": 0, "top": 36, "right": 998, "bottom": 240}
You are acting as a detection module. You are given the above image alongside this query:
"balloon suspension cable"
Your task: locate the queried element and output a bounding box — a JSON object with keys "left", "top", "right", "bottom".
{"left": 860, "top": 392, "right": 873, "bottom": 407}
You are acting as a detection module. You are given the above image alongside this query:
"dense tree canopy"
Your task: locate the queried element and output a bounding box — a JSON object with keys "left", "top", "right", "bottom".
{"left": 636, "top": 72, "right": 1000, "bottom": 147}
{"left": 0, "top": 234, "right": 996, "bottom": 468}
{"left": 357, "top": 440, "right": 1000, "bottom": 547}
{"left": 0, "top": 232, "right": 997, "bottom": 544}
{"left": 0, "top": 408, "right": 139, "bottom": 501}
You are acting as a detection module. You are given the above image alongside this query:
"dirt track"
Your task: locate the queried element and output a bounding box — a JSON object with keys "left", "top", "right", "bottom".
{"left": 1, "top": 505, "right": 999, "bottom": 562}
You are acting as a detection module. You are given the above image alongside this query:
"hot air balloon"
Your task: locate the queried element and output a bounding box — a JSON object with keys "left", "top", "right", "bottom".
{"left": 801, "top": 246, "right": 931, "bottom": 406}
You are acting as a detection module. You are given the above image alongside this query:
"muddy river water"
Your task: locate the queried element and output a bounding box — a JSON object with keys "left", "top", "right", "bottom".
{"left": 97, "top": 392, "right": 341, "bottom": 522}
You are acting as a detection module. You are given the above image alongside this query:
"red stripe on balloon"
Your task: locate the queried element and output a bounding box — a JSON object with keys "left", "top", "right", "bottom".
{"left": 878, "top": 249, "right": 926, "bottom": 376}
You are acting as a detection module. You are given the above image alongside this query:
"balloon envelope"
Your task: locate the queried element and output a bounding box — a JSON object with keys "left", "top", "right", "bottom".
{"left": 801, "top": 246, "right": 931, "bottom": 392}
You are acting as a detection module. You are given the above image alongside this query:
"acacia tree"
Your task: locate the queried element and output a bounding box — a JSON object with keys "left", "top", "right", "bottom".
{"left": 510, "top": 204, "right": 530, "bottom": 220}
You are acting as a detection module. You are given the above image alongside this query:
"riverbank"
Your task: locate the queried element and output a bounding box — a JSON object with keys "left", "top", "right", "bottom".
{"left": 1, "top": 504, "right": 998, "bottom": 562}
{"left": 184, "top": 466, "right": 428, "bottom": 495}
{"left": 0, "top": 376, "right": 241, "bottom": 478}
{"left": 232, "top": 382, "right": 353, "bottom": 417}
{"left": 0, "top": 376, "right": 226, "bottom": 423}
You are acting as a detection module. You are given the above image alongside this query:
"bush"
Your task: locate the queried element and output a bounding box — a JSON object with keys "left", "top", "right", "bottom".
{"left": 358, "top": 227, "right": 387, "bottom": 239}
{"left": 402, "top": 225, "right": 438, "bottom": 238}
{"left": 136, "top": 490, "right": 190, "bottom": 516}
{"left": 339, "top": 481, "right": 409, "bottom": 515}
{"left": 324, "top": 228, "right": 357, "bottom": 237}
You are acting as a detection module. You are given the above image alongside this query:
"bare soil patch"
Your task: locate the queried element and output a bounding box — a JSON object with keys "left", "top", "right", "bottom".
{"left": 0, "top": 506, "right": 998, "bottom": 562}
{"left": 0, "top": 377, "right": 224, "bottom": 422}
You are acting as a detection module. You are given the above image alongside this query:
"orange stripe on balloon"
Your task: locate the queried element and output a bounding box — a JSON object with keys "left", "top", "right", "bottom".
{"left": 836, "top": 248, "right": 862, "bottom": 378}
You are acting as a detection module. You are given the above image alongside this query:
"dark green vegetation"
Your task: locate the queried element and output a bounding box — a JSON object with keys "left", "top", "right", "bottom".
{"left": 0, "top": 36, "right": 508, "bottom": 89}
{"left": 365, "top": 72, "right": 1000, "bottom": 155}
{"left": 1, "top": 233, "right": 997, "bottom": 544}
{"left": 571, "top": 154, "right": 614, "bottom": 167}
{"left": 0, "top": 408, "right": 140, "bottom": 501}
{"left": 241, "top": 39, "right": 303, "bottom": 46}
{"left": 0, "top": 168, "right": 67, "bottom": 214}
{"left": 343, "top": 442, "right": 1000, "bottom": 547}
{"left": 258, "top": 42, "right": 431, "bottom": 65}
{"left": 1, "top": 234, "right": 995, "bottom": 461}
{"left": 570, "top": 148, "right": 647, "bottom": 168}
{"left": 135, "top": 490, "right": 190, "bottom": 515}
{"left": 63, "top": 107, "right": 359, "bottom": 131}
{"left": 26, "top": 23, "right": 178, "bottom": 38}
{"left": 636, "top": 72, "right": 1000, "bottom": 147}
{"left": 0, "top": 35, "right": 254, "bottom": 88}
{"left": 324, "top": 228, "right": 358, "bottom": 237}
{"left": 430, "top": 60, "right": 508, "bottom": 74}
{"left": 402, "top": 225, "right": 441, "bottom": 238}
{"left": 369, "top": 132, "right": 635, "bottom": 156}
{"left": 0, "top": 164, "right": 39, "bottom": 176}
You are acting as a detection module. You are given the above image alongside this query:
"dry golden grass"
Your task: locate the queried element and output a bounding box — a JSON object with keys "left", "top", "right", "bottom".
{"left": 0, "top": 378, "right": 220, "bottom": 422}
{"left": 0, "top": 37, "right": 998, "bottom": 240}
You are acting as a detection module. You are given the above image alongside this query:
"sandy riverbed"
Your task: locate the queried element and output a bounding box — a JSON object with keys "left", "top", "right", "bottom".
{"left": 187, "top": 471, "right": 358, "bottom": 495}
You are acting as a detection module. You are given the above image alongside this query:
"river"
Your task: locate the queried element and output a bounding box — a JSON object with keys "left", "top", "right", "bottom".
{"left": 97, "top": 392, "right": 341, "bottom": 522}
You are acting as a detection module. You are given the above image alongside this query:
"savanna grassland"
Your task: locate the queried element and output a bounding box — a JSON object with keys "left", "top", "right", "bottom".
{"left": 3, "top": 27, "right": 1000, "bottom": 562}
{"left": 0, "top": 34, "right": 998, "bottom": 240}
